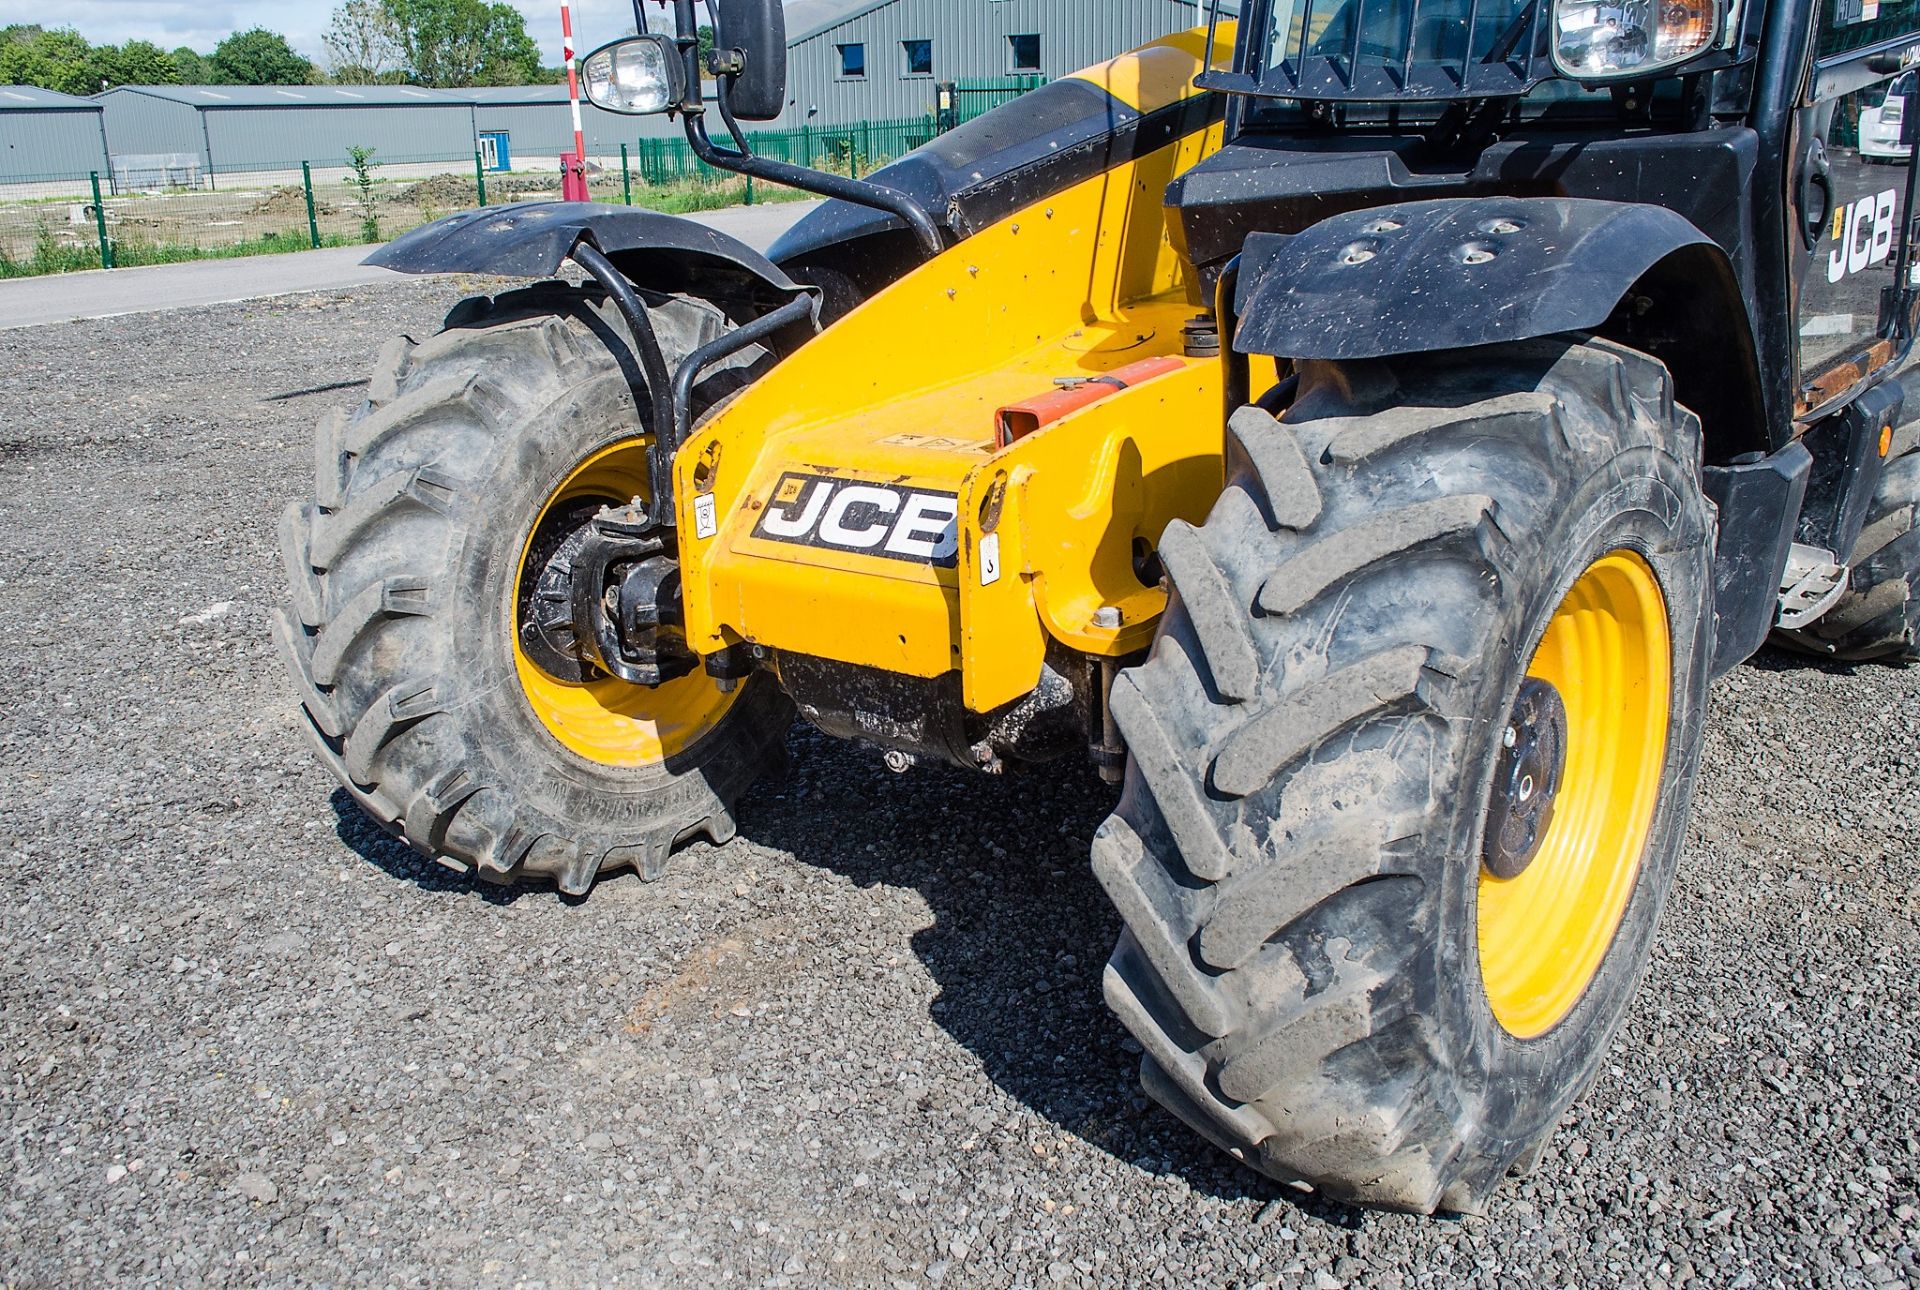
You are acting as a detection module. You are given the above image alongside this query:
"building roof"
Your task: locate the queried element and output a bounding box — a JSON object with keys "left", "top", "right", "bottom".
{"left": 97, "top": 84, "right": 470, "bottom": 108}
{"left": 785, "top": 0, "right": 893, "bottom": 43}
{"left": 784, "top": 0, "right": 1229, "bottom": 45}
{"left": 0, "top": 85, "right": 102, "bottom": 111}
{"left": 458, "top": 84, "right": 571, "bottom": 104}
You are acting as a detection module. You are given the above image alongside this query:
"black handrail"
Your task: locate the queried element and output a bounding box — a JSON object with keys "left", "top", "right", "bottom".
{"left": 660, "top": 292, "right": 819, "bottom": 525}
{"left": 570, "top": 239, "right": 677, "bottom": 450}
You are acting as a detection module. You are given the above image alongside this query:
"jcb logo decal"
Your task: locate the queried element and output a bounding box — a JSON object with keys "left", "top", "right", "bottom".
{"left": 1829, "top": 188, "right": 1900, "bottom": 283}
{"left": 753, "top": 472, "right": 960, "bottom": 567}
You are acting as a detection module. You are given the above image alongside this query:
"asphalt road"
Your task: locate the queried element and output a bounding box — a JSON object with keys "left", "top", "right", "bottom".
{"left": 0, "top": 201, "right": 817, "bottom": 331}
{"left": 1, "top": 278, "right": 1916, "bottom": 1287}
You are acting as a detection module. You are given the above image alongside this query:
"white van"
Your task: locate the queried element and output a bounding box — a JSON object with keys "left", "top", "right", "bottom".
{"left": 1860, "top": 71, "right": 1914, "bottom": 162}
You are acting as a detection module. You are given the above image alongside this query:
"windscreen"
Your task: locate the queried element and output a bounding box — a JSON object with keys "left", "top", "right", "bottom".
{"left": 1258, "top": 0, "right": 1551, "bottom": 99}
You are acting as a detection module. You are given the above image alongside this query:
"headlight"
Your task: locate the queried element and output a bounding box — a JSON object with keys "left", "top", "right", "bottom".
{"left": 1552, "top": 0, "right": 1723, "bottom": 80}
{"left": 581, "top": 36, "right": 685, "bottom": 116}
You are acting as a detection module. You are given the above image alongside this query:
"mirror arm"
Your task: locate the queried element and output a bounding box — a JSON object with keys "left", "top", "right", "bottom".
{"left": 711, "top": 67, "right": 757, "bottom": 154}
{"left": 661, "top": 0, "right": 943, "bottom": 259}
{"left": 672, "top": 0, "right": 704, "bottom": 112}
{"left": 681, "top": 112, "right": 946, "bottom": 258}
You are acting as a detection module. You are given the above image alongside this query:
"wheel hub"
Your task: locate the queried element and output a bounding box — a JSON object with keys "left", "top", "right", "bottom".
{"left": 518, "top": 500, "right": 698, "bottom": 689}
{"left": 520, "top": 498, "right": 606, "bottom": 683}
{"left": 1482, "top": 677, "right": 1568, "bottom": 881}
{"left": 511, "top": 441, "right": 744, "bottom": 770}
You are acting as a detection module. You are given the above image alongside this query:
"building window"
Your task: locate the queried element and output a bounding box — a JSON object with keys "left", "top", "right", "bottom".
{"left": 838, "top": 43, "right": 866, "bottom": 79}
{"left": 1008, "top": 33, "right": 1042, "bottom": 72}
{"left": 902, "top": 39, "right": 933, "bottom": 78}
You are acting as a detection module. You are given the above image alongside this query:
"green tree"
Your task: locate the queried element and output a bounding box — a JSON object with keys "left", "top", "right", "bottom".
{"left": 324, "top": 0, "right": 403, "bottom": 84}
{"left": 210, "top": 28, "right": 315, "bottom": 85}
{"left": 170, "top": 46, "right": 213, "bottom": 83}
{"left": 0, "top": 26, "right": 100, "bottom": 95}
{"left": 380, "top": 0, "right": 541, "bottom": 87}
{"left": 100, "top": 40, "right": 182, "bottom": 87}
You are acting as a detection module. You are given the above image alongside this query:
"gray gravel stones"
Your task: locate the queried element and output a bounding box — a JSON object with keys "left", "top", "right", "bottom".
{"left": 2, "top": 281, "right": 1917, "bottom": 1286}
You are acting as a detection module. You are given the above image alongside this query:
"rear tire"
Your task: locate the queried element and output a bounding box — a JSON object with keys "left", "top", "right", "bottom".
{"left": 1095, "top": 337, "right": 1713, "bottom": 1212}
{"left": 1782, "top": 419, "right": 1920, "bottom": 662}
{"left": 274, "top": 283, "right": 793, "bottom": 896}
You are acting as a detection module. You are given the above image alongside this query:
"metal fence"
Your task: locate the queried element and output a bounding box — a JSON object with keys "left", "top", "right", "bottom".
{"left": 0, "top": 79, "right": 1048, "bottom": 279}
{"left": 625, "top": 78, "right": 1046, "bottom": 191}
{"left": 951, "top": 75, "right": 1050, "bottom": 120}
{"left": 631, "top": 117, "right": 944, "bottom": 186}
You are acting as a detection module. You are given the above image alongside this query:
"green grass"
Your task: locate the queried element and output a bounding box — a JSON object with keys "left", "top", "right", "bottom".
{"left": 0, "top": 171, "right": 815, "bottom": 280}
{"left": 621, "top": 176, "right": 813, "bottom": 215}
{"left": 0, "top": 227, "right": 365, "bottom": 279}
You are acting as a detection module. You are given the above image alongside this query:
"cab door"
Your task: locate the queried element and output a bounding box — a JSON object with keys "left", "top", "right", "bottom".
{"left": 1793, "top": 2, "right": 1920, "bottom": 416}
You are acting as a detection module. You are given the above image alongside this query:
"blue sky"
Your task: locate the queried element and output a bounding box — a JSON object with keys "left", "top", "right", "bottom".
{"left": 0, "top": 0, "right": 690, "bottom": 63}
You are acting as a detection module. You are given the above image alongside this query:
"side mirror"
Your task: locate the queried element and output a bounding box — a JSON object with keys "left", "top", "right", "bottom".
{"left": 714, "top": 0, "right": 788, "bottom": 122}
{"left": 581, "top": 35, "right": 686, "bottom": 115}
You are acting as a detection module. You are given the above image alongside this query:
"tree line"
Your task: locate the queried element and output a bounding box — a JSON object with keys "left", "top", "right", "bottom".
{"left": 1, "top": 0, "right": 559, "bottom": 95}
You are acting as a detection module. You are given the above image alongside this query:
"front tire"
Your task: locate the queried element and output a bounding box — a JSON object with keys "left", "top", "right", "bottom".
{"left": 1095, "top": 337, "right": 1713, "bottom": 1212}
{"left": 274, "top": 284, "right": 793, "bottom": 896}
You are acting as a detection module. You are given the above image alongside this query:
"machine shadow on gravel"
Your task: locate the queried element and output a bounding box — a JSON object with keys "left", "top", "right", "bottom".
{"left": 329, "top": 789, "right": 536, "bottom": 906}
{"left": 323, "top": 726, "right": 1365, "bottom": 1217}
{"left": 735, "top": 729, "right": 1364, "bottom": 1224}
{"left": 1740, "top": 642, "right": 1886, "bottom": 677}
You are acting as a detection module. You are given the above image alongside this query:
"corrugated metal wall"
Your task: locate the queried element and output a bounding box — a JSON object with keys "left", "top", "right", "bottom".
{"left": 202, "top": 104, "right": 478, "bottom": 171}
{"left": 55, "top": 3, "right": 1219, "bottom": 179}
{"left": 96, "top": 92, "right": 208, "bottom": 169}
{"left": 0, "top": 108, "right": 109, "bottom": 183}
{"left": 472, "top": 100, "right": 696, "bottom": 161}
{"left": 783, "top": 0, "right": 1210, "bottom": 125}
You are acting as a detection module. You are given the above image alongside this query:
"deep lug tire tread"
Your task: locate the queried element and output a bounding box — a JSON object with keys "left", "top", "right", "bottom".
{"left": 278, "top": 285, "right": 792, "bottom": 896}
{"left": 1096, "top": 337, "right": 1713, "bottom": 1213}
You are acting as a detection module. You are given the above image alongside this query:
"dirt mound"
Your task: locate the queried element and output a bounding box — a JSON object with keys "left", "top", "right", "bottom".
{"left": 251, "top": 186, "right": 312, "bottom": 219}
{"left": 492, "top": 174, "right": 565, "bottom": 199}
{"left": 391, "top": 173, "right": 478, "bottom": 207}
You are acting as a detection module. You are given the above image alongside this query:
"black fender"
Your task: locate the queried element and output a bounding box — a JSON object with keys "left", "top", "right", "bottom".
{"left": 367, "top": 200, "right": 808, "bottom": 306}
{"left": 769, "top": 80, "right": 1222, "bottom": 261}
{"left": 1237, "top": 196, "right": 1735, "bottom": 359}
{"left": 1233, "top": 196, "right": 1771, "bottom": 460}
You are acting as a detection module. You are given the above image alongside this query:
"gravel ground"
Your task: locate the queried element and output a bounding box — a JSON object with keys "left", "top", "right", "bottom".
{"left": 1, "top": 281, "right": 1916, "bottom": 1288}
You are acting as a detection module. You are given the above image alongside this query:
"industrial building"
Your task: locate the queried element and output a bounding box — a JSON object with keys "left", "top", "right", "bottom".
{"left": 463, "top": 85, "right": 697, "bottom": 168}
{"left": 0, "top": 86, "right": 110, "bottom": 185}
{"left": 7, "top": 3, "right": 1225, "bottom": 185}
{"left": 778, "top": 0, "right": 1221, "bottom": 125}
{"left": 94, "top": 84, "right": 478, "bottom": 179}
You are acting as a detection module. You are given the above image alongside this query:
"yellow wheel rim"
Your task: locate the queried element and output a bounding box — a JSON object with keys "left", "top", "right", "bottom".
{"left": 1477, "top": 550, "right": 1672, "bottom": 1040}
{"left": 513, "top": 442, "right": 738, "bottom": 768}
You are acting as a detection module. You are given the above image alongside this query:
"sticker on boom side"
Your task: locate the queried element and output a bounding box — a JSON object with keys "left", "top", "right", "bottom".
{"left": 753, "top": 472, "right": 960, "bottom": 567}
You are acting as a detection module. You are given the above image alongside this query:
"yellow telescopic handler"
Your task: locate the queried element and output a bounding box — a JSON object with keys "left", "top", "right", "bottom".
{"left": 280, "top": 0, "right": 1920, "bottom": 1211}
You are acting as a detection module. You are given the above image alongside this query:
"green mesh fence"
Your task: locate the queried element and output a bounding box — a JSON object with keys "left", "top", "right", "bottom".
{"left": 0, "top": 79, "right": 1050, "bottom": 277}
{"left": 631, "top": 116, "right": 945, "bottom": 187}
{"left": 952, "top": 75, "right": 1049, "bottom": 123}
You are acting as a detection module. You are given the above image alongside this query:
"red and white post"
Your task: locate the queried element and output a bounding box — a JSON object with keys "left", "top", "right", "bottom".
{"left": 561, "top": 2, "right": 591, "bottom": 202}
